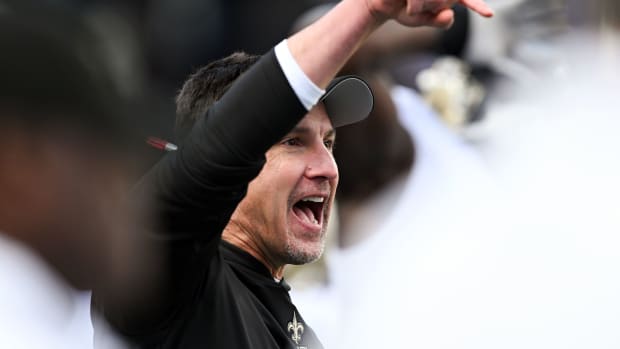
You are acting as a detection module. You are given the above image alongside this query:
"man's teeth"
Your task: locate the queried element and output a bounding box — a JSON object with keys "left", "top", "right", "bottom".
{"left": 301, "top": 196, "right": 325, "bottom": 203}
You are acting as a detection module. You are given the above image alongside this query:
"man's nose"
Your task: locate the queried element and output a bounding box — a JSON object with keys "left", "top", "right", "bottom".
{"left": 305, "top": 144, "right": 338, "bottom": 181}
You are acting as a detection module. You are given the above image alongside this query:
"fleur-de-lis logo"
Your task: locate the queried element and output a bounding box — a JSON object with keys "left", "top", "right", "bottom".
{"left": 287, "top": 312, "right": 304, "bottom": 345}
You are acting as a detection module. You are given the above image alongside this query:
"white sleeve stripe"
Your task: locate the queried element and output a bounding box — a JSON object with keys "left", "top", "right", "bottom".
{"left": 274, "top": 39, "right": 325, "bottom": 111}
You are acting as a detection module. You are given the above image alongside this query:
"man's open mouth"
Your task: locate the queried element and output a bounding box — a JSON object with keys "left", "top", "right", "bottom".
{"left": 292, "top": 196, "right": 325, "bottom": 226}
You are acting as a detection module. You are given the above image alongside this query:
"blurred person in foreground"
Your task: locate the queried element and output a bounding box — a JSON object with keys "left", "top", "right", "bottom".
{"left": 0, "top": 7, "right": 157, "bottom": 349}
{"left": 92, "top": 0, "right": 494, "bottom": 348}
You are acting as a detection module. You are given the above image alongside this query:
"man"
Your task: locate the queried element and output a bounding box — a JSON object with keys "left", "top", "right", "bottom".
{"left": 94, "top": 0, "right": 494, "bottom": 348}
{"left": 0, "top": 7, "right": 154, "bottom": 349}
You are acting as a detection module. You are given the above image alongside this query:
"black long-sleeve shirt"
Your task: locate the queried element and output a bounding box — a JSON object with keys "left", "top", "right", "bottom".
{"left": 94, "top": 49, "right": 323, "bottom": 348}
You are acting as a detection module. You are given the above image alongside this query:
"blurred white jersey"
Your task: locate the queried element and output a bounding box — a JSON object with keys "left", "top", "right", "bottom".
{"left": 465, "top": 30, "right": 620, "bottom": 349}
{"left": 0, "top": 234, "right": 94, "bottom": 349}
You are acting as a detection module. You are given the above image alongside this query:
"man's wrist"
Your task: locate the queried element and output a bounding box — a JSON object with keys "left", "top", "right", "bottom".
{"left": 274, "top": 39, "right": 325, "bottom": 111}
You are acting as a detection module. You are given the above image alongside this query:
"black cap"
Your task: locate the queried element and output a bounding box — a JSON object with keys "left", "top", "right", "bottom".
{"left": 321, "top": 75, "right": 374, "bottom": 128}
{"left": 148, "top": 75, "right": 374, "bottom": 155}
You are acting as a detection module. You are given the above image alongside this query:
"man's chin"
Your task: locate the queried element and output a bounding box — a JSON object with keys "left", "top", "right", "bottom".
{"left": 284, "top": 242, "right": 325, "bottom": 265}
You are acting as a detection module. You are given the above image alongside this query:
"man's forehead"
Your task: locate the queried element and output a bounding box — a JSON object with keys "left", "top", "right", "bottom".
{"left": 289, "top": 112, "right": 335, "bottom": 137}
{"left": 286, "top": 125, "right": 336, "bottom": 138}
{"left": 296, "top": 103, "right": 334, "bottom": 130}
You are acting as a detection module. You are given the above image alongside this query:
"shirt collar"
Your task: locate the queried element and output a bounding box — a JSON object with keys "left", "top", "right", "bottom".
{"left": 219, "top": 241, "right": 291, "bottom": 291}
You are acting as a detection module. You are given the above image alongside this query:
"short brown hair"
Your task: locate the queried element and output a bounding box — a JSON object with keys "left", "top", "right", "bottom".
{"left": 174, "top": 52, "right": 260, "bottom": 140}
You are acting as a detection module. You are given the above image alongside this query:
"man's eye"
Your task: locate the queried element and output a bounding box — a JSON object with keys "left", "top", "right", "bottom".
{"left": 283, "top": 138, "right": 301, "bottom": 146}
{"left": 324, "top": 139, "right": 335, "bottom": 150}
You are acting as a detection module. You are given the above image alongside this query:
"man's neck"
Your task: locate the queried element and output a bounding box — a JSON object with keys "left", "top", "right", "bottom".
{"left": 222, "top": 225, "right": 286, "bottom": 280}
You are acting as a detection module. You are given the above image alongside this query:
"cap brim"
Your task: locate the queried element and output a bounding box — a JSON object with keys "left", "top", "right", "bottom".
{"left": 320, "top": 75, "right": 373, "bottom": 128}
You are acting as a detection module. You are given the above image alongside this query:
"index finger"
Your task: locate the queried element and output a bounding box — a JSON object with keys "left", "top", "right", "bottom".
{"left": 459, "top": 0, "right": 494, "bottom": 17}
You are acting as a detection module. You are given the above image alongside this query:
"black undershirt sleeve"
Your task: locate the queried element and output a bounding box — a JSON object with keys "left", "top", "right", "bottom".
{"left": 143, "top": 48, "right": 305, "bottom": 241}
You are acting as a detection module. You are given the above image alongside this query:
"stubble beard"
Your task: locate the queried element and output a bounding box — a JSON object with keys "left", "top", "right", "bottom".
{"left": 283, "top": 196, "right": 332, "bottom": 265}
{"left": 283, "top": 215, "right": 329, "bottom": 265}
{"left": 284, "top": 234, "right": 327, "bottom": 265}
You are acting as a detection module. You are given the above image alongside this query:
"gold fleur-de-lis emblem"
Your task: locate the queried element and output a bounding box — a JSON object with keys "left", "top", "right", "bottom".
{"left": 287, "top": 312, "right": 304, "bottom": 345}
